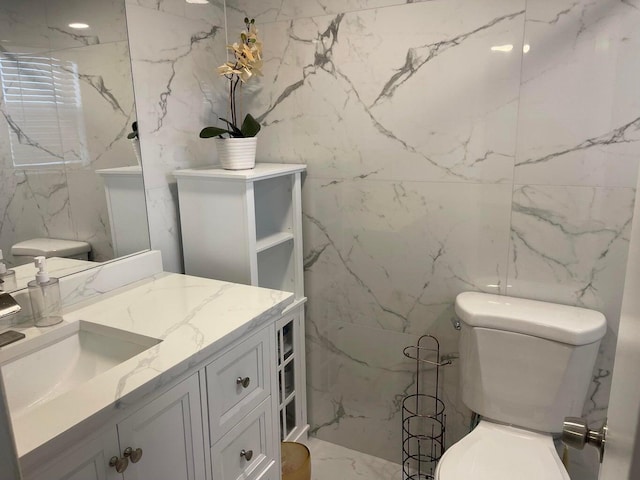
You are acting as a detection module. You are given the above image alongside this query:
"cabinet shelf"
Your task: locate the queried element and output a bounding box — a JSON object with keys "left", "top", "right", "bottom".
{"left": 256, "top": 232, "right": 294, "bottom": 253}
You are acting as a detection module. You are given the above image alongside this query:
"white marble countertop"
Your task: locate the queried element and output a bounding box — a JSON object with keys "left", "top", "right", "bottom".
{"left": 10, "top": 257, "right": 98, "bottom": 293}
{"left": 3, "top": 271, "right": 293, "bottom": 465}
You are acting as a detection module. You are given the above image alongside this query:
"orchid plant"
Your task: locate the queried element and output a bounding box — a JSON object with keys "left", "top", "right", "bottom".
{"left": 200, "top": 18, "right": 263, "bottom": 139}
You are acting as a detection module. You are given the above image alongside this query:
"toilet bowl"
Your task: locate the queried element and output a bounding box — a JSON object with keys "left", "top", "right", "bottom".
{"left": 434, "top": 292, "right": 606, "bottom": 480}
{"left": 11, "top": 238, "right": 91, "bottom": 262}
{"left": 434, "top": 421, "right": 569, "bottom": 480}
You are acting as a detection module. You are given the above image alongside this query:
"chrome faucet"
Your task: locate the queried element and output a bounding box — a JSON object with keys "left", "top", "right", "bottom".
{"left": 0, "top": 291, "right": 21, "bottom": 320}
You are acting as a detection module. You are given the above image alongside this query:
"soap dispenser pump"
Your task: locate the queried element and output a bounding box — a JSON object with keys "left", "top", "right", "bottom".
{"left": 0, "top": 249, "right": 17, "bottom": 292}
{"left": 27, "top": 256, "right": 62, "bottom": 327}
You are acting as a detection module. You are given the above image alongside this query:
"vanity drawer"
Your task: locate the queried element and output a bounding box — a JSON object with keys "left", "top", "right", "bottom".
{"left": 255, "top": 460, "right": 278, "bottom": 480}
{"left": 206, "top": 326, "right": 271, "bottom": 442}
{"left": 211, "top": 397, "right": 275, "bottom": 480}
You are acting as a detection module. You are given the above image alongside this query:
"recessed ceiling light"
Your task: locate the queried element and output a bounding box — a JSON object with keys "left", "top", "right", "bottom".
{"left": 490, "top": 44, "right": 513, "bottom": 52}
{"left": 68, "top": 23, "right": 90, "bottom": 29}
{"left": 186, "top": 0, "right": 209, "bottom": 3}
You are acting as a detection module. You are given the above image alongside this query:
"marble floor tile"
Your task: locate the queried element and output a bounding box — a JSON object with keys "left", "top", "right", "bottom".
{"left": 306, "top": 437, "right": 402, "bottom": 480}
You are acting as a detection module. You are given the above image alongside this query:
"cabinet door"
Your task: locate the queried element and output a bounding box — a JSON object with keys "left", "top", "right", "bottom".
{"left": 275, "top": 304, "right": 308, "bottom": 442}
{"left": 27, "top": 430, "right": 121, "bottom": 480}
{"left": 117, "top": 374, "right": 206, "bottom": 480}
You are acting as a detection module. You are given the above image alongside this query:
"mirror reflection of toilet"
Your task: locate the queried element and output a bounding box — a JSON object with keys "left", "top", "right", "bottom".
{"left": 11, "top": 238, "right": 91, "bottom": 263}
{"left": 435, "top": 292, "right": 606, "bottom": 480}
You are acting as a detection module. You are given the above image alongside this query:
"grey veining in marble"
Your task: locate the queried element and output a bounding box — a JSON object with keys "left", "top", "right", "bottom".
{"left": 125, "top": 0, "right": 228, "bottom": 273}
{"left": 125, "top": 1, "right": 640, "bottom": 479}
{"left": 0, "top": 0, "right": 147, "bottom": 267}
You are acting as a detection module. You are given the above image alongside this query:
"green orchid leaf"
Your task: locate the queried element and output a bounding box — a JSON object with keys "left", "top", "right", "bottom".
{"left": 240, "top": 114, "right": 261, "bottom": 137}
{"left": 219, "top": 118, "right": 243, "bottom": 136}
{"left": 199, "top": 126, "right": 231, "bottom": 138}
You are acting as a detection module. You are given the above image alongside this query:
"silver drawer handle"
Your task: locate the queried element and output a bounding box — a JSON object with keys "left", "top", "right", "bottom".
{"left": 123, "top": 446, "right": 143, "bottom": 463}
{"left": 109, "top": 455, "right": 129, "bottom": 473}
{"left": 240, "top": 449, "right": 253, "bottom": 461}
{"left": 236, "top": 376, "right": 250, "bottom": 388}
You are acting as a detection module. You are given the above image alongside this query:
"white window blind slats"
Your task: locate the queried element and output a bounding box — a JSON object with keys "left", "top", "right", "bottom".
{"left": 0, "top": 53, "right": 88, "bottom": 168}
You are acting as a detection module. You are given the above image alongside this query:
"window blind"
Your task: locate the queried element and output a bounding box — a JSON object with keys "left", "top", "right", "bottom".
{"left": 0, "top": 53, "right": 88, "bottom": 168}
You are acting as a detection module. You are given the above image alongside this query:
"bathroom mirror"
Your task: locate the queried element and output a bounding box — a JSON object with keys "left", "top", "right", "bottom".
{"left": 0, "top": 0, "right": 150, "bottom": 292}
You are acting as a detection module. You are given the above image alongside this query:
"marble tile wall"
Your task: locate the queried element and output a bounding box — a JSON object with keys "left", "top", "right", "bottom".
{"left": 125, "top": 0, "right": 228, "bottom": 274}
{"left": 216, "top": 0, "right": 640, "bottom": 477}
{"left": 123, "top": 0, "right": 640, "bottom": 477}
{"left": 0, "top": 1, "right": 140, "bottom": 266}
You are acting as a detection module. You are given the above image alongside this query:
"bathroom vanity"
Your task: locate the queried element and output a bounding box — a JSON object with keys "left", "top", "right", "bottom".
{"left": 2, "top": 270, "right": 293, "bottom": 480}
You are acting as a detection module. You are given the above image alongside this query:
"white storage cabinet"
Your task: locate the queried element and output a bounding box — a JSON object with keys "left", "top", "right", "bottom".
{"left": 174, "top": 163, "right": 309, "bottom": 441}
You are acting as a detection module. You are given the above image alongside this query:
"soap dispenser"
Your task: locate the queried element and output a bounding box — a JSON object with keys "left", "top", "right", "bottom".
{"left": 28, "top": 256, "right": 62, "bottom": 327}
{"left": 0, "top": 249, "right": 17, "bottom": 292}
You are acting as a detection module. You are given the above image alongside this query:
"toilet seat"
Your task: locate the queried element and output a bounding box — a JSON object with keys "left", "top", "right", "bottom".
{"left": 434, "top": 421, "right": 569, "bottom": 480}
{"left": 11, "top": 238, "right": 91, "bottom": 258}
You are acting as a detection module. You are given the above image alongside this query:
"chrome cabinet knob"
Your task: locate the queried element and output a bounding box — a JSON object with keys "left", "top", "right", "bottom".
{"left": 240, "top": 449, "right": 253, "bottom": 461}
{"left": 562, "top": 416, "right": 607, "bottom": 462}
{"left": 109, "top": 455, "right": 129, "bottom": 473}
{"left": 123, "top": 446, "right": 143, "bottom": 463}
{"left": 236, "top": 376, "right": 251, "bottom": 388}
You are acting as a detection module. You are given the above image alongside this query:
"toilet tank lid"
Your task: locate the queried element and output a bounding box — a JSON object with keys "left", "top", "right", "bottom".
{"left": 11, "top": 238, "right": 91, "bottom": 257}
{"left": 455, "top": 292, "right": 606, "bottom": 346}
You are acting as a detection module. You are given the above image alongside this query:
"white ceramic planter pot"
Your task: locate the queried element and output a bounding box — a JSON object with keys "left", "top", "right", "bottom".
{"left": 215, "top": 137, "right": 257, "bottom": 170}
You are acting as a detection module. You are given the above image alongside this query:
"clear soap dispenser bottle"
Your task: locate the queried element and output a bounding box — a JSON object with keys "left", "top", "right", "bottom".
{"left": 28, "top": 256, "right": 63, "bottom": 327}
{"left": 0, "top": 249, "right": 17, "bottom": 292}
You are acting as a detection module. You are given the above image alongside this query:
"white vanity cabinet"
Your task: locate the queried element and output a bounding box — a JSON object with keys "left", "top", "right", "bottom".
{"left": 174, "top": 163, "right": 309, "bottom": 441}
{"left": 27, "top": 374, "right": 205, "bottom": 480}
{"left": 24, "top": 324, "right": 281, "bottom": 480}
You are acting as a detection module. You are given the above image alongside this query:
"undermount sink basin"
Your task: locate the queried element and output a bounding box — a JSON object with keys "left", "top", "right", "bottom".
{"left": 0, "top": 321, "right": 161, "bottom": 419}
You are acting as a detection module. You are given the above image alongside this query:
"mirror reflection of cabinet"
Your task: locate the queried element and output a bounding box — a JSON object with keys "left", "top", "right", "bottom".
{"left": 174, "top": 163, "right": 309, "bottom": 441}
{"left": 96, "top": 166, "right": 149, "bottom": 258}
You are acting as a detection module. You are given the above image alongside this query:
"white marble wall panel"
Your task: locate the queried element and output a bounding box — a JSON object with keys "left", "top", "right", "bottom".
{"left": 303, "top": 179, "right": 512, "bottom": 334}
{"left": 125, "top": 0, "right": 228, "bottom": 272}
{"left": 226, "top": 0, "right": 432, "bottom": 23}
{"left": 126, "top": 0, "right": 225, "bottom": 22}
{"left": 145, "top": 185, "right": 183, "bottom": 274}
{"left": 210, "top": 0, "right": 640, "bottom": 476}
{"left": 120, "top": 0, "right": 638, "bottom": 476}
{"left": 126, "top": 3, "right": 228, "bottom": 189}
{"left": 515, "top": 0, "right": 640, "bottom": 187}
{"left": 506, "top": 184, "right": 634, "bottom": 479}
{"left": 231, "top": 1, "right": 525, "bottom": 183}
{"left": 66, "top": 171, "right": 113, "bottom": 262}
{"left": 53, "top": 42, "right": 138, "bottom": 172}
{"left": 507, "top": 185, "right": 634, "bottom": 329}
{"left": 0, "top": 0, "right": 128, "bottom": 52}
{"left": 0, "top": 170, "right": 74, "bottom": 266}
{"left": 302, "top": 178, "right": 512, "bottom": 462}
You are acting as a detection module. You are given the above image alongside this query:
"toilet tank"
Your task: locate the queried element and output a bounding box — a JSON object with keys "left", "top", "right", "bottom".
{"left": 455, "top": 292, "right": 606, "bottom": 433}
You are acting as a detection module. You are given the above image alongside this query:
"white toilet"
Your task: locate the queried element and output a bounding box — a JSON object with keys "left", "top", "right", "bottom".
{"left": 11, "top": 238, "right": 92, "bottom": 262}
{"left": 435, "top": 292, "right": 606, "bottom": 480}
